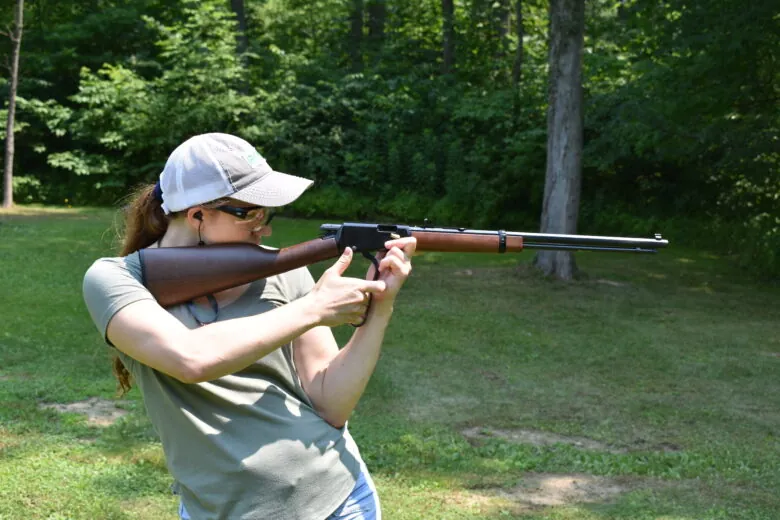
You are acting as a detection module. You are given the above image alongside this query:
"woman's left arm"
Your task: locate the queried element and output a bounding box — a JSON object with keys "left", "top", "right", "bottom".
{"left": 293, "top": 238, "right": 415, "bottom": 428}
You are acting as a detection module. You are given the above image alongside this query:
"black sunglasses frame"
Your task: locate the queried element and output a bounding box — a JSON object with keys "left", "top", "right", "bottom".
{"left": 215, "top": 205, "right": 276, "bottom": 225}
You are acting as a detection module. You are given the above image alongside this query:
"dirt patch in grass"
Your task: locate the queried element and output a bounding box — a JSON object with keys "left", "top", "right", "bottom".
{"left": 462, "top": 426, "right": 628, "bottom": 454}
{"left": 408, "top": 395, "right": 484, "bottom": 422}
{"left": 0, "top": 429, "right": 26, "bottom": 453}
{"left": 595, "top": 279, "right": 628, "bottom": 287}
{"left": 453, "top": 269, "right": 474, "bottom": 276}
{"left": 0, "top": 372, "right": 32, "bottom": 381}
{"left": 503, "top": 472, "right": 628, "bottom": 507}
{"left": 39, "top": 397, "right": 131, "bottom": 426}
{"left": 441, "top": 488, "right": 496, "bottom": 510}
{"left": 455, "top": 472, "right": 637, "bottom": 513}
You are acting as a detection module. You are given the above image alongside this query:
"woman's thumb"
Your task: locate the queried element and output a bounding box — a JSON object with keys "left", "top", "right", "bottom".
{"left": 330, "top": 247, "right": 353, "bottom": 276}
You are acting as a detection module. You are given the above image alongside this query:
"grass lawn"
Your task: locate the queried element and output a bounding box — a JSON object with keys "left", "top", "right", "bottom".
{"left": 1, "top": 205, "right": 778, "bottom": 519}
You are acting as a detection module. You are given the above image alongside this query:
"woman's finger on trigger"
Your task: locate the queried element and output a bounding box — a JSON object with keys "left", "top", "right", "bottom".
{"left": 388, "top": 251, "right": 413, "bottom": 271}
{"left": 360, "top": 280, "right": 387, "bottom": 294}
{"left": 387, "top": 248, "right": 412, "bottom": 267}
{"left": 380, "top": 255, "right": 406, "bottom": 274}
{"left": 390, "top": 246, "right": 411, "bottom": 261}
{"left": 379, "top": 252, "right": 401, "bottom": 268}
{"left": 377, "top": 256, "right": 391, "bottom": 274}
{"left": 366, "top": 251, "right": 386, "bottom": 276}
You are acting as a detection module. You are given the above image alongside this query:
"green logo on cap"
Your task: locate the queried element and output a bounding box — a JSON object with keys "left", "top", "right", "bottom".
{"left": 244, "top": 150, "right": 263, "bottom": 166}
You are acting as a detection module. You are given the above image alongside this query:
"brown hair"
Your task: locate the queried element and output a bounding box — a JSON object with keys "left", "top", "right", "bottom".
{"left": 112, "top": 183, "right": 170, "bottom": 394}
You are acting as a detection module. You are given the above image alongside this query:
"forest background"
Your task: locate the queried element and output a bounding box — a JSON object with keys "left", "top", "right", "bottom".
{"left": 1, "top": 0, "right": 777, "bottom": 277}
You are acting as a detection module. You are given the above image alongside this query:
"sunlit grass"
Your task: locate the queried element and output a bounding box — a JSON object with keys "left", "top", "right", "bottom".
{"left": 1, "top": 206, "right": 778, "bottom": 519}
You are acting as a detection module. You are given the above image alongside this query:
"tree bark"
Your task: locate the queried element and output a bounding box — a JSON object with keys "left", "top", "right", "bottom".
{"left": 512, "top": 0, "right": 524, "bottom": 85}
{"left": 3, "top": 0, "right": 24, "bottom": 209}
{"left": 441, "top": 0, "right": 455, "bottom": 74}
{"left": 349, "top": 0, "right": 364, "bottom": 72}
{"left": 367, "top": 0, "right": 385, "bottom": 46}
{"left": 230, "top": 0, "right": 249, "bottom": 59}
{"left": 533, "top": 0, "right": 584, "bottom": 280}
{"left": 366, "top": 0, "right": 385, "bottom": 67}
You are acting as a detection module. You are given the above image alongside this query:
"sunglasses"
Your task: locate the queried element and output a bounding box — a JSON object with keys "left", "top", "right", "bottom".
{"left": 215, "top": 205, "right": 276, "bottom": 226}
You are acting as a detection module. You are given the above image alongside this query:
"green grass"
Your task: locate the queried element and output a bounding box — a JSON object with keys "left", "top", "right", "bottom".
{"left": 1, "top": 205, "right": 778, "bottom": 519}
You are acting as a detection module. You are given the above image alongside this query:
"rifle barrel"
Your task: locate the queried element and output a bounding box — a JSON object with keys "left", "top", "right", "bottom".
{"left": 478, "top": 229, "right": 667, "bottom": 253}
{"left": 320, "top": 223, "right": 669, "bottom": 253}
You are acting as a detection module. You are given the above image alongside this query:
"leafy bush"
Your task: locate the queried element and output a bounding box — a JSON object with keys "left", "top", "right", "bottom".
{"left": 11, "top": 176, "right": 43, "bottom": 204}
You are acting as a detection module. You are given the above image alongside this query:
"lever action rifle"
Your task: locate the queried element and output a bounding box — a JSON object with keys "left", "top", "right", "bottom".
{"left": 138, "top": 222, "right": 669, "bottom": 309}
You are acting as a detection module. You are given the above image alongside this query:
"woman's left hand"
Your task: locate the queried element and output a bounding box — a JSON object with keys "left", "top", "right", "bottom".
{"left": 366, "top": 237, "right": 416, "bottom": 305}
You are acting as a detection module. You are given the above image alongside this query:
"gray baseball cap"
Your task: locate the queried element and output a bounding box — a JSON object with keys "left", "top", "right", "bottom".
{"left": 159, "top": 133, "right": 314, "bottom": 214}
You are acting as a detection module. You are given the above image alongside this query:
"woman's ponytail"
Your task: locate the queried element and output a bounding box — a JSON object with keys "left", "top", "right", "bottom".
{"left": 120, "top": 183, "right": 169, "bottom": 256}
{"left": 113, "top": 183, "right": 170, "bottom": 394}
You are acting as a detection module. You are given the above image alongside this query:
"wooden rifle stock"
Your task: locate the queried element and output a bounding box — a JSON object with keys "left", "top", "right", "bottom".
{"left": 139, "top": 237, "right": 341, "bottom": 307}
{"left": 138, "top": 222, "right": 667, "bottom": 307}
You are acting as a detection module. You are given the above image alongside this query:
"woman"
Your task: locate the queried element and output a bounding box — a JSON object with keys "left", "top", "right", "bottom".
{"left": 82, "top": 133, "right": 415, "bottom": 519}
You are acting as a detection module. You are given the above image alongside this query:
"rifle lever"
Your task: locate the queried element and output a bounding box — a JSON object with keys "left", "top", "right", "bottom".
{"left": 352, "top": 250, "right": 381, "bottom": 328}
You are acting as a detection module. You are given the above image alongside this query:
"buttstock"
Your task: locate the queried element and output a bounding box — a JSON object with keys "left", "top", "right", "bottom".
{"left": 139, "top": 237, "right": 340, "bottom": 307}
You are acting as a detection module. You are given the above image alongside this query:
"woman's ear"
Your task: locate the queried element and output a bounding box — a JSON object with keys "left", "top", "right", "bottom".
{"left": 185, "top": 207, "right": 207, "bottom": 246}
{"left": 185, "top": 207, "right": 204, "bottom": 223}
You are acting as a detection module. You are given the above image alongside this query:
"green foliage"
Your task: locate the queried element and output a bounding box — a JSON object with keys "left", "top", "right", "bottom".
{"left": 11, "top": 176, "right": 43, "bottom": 204}
{"left": 49, "top": 0, "right": 261, "bottom": 200}
{"left": 582, "top": 0, "right": 779, "bottom": 275}
{"left": 3, "top": 0, "right": 777, "bottom": 275}
{"left": 290, "top": 185, "right": 375, "bottom": 220}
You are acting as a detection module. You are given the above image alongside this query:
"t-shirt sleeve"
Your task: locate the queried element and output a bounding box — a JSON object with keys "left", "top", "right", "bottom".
{"left": 290, "top": 266, "right": 316, "bottom": 301}
{"left": 82, "top": 255, "right": 156, "bottom": 343}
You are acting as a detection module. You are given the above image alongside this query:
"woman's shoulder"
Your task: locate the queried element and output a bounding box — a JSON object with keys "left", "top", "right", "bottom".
{"left": 274, "top": 265, "right": 315, "bottom": 300}
{"left": 82, "top": 252, "right": 155, "bottom": 338}
{"left": 83, "top": 252, "right": 144, "bottom": 288}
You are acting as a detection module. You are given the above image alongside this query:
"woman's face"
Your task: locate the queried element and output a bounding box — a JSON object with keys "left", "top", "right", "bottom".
{"left": 198, "top": 201, "right": 274, "bottom": 245}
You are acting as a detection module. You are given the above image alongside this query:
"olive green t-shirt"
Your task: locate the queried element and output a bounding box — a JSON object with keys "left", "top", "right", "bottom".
{"left": 82, "top": 252, "right": 363, "bottom": 520}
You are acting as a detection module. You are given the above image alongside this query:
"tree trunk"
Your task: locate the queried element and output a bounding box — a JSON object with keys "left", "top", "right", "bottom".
{"left": 512, "top": 0, "right": 524, "bottom": 85}
{"left": 230, "top": 0, "right": 249, "bottom": 59}
{"left": 367, "top": 0, "right": 385, "bottom": 46}
{"left": 3, "top": 0, "right": 24, "bottom": 209}
{"left": 533, "top": 0, "right": 584, "bottom": 280}
{"left": 349, "top": 0, "right": 364, "bottom": 72}
{"left": 495, "top": 0, "right": 510, "bottom": 60}
{"left": 442, "top": 0, "right": 455, "bottom": 74}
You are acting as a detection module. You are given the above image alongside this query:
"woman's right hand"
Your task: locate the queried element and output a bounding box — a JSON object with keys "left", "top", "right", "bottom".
{"left": 305, "top": 247, "right": 387, "bottom": 327}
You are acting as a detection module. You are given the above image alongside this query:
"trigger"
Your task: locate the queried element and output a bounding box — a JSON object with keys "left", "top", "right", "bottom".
{"left": 362, "top": 251, "right": 381, "bottom": 281}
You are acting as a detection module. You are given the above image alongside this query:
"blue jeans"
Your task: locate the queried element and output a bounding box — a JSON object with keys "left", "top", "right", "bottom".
{"left": 325, "top": 466, "right": 381, "bottom": 520}
{"left": 179, "top": 466, "right": 381, "bottom": 520}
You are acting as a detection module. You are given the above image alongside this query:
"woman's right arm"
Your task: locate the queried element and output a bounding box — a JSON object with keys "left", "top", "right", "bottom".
{"left": 106, "top": 248, "right": 384, "bottom": 383}
{"left": 107, "top": 297, "right": 319, "bottom": 383}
